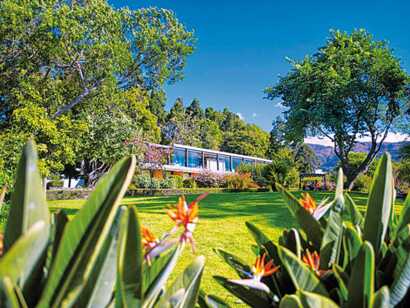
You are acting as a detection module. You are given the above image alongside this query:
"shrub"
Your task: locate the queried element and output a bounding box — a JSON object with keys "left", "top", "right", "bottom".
{"left": 194, "top": 170, "right": 226, "bottom": 188}
{"left": 172, "top": 175, "right": 184, "bottom": 188}
{"left": 183, "top": 177, "right": 197, "bottom": 189}
{"left": 0, "top": 140, "right": 206, "bottom": 306}
{"left": 210, "top": 153, "right": 410, "bottom": 307}
{"left": 352, "top": 173, "right": 372, "bottom": 192}
{"left": 225, "top": 172, "right": 256, "bottom": 190}
{"left": 46, "top": 179, "right": 64, "bottom": 188}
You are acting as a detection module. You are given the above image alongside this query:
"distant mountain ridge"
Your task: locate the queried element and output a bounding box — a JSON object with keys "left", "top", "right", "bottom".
{"left": 307, "top": 141, "right": 409, "bottom": 170}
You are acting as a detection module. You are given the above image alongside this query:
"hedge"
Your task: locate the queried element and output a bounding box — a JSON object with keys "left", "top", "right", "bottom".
{"left": 46, "top": 187, "right": 272, "bottom": 200}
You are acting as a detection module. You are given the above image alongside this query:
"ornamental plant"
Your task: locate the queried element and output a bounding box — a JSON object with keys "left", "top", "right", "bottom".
{"left": 211, "top": 153, "right": 410, "bottom": 307}
{"left": 0, "top": 140, "right": 206, "bottom": 307}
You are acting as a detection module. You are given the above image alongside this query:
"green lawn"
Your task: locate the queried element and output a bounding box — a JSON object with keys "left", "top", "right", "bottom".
{"left": 48, "top": 191, "right": 404, "bottom": 305}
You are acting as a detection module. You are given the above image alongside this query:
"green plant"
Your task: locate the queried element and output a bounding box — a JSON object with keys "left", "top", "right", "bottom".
{"left": 352, "top": 174, "right": 372, "bottom": 192}
{"left": 0, "top": 140, "right": 206, "bottom": 307}
{"left": 225, "top": 173, "right": 256, "bottom": 190}
{"left": 173, "top": 175, "right": 185, "bottom": 189}
{"left": 183, "top": 177, "right": 197, "bottom": 189}
{"left": 209, "top": 153, "right": 410, "bottom": 307}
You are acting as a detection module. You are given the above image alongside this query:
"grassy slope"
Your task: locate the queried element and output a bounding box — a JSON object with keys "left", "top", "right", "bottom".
{"left": 48, "top": 191, "right": 404, "bottom": 305}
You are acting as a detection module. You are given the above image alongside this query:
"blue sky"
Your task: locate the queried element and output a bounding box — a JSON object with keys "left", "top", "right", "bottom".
{"left": 110, "top": 0, "right": 410, "bottom": 132}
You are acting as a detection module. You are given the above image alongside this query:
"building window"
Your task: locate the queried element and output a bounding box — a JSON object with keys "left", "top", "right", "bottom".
{"left": 232, "top": 157, "right": 243, "bottom": 171}
{"left": 244, "top": 159, "right": 254, "bottom": 165}
{"left": 188, "top": 150, "right": 203, "bottom": 168}
{"left": 219, "top": 155, "right": 231, "bottom": 172}
{"left": 173, "top": 148, "right": 186, "bottom": 166}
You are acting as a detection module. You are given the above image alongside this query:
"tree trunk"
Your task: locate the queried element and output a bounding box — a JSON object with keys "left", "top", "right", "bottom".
{"left": 0, "top": 185, "right": 8, "bottom": 206}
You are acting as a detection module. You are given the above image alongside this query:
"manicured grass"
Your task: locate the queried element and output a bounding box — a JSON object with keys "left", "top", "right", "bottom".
{"left": 48, "top": 191, "right": 404, "bottom": 305}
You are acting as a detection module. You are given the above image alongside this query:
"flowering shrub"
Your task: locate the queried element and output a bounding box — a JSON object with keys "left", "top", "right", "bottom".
{"left": 225, "top": 172, "right": 256, "bottom": 190}
{"left": 193, "top": 170, "right": 226, "bottom": 188}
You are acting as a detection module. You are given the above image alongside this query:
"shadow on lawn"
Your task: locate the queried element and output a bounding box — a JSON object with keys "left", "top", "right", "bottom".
{"left": 127, "top": 192, "right": 302, "bottom": 229}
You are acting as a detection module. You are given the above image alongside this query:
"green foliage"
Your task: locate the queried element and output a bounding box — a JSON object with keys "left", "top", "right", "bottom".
{"left": 266, "top": 148, "right": 300, "bottom": 189}
{"left": 225, "top": 173, "right": 256, "bottom": 190}
{"left": 211, "top": 152, "right": 410, "bottom": 307}
{"left": 0, "top": 141, "right": 206, "bottom": 306}
{"left": 0, "top": 0, "right": 194, "bottom": 186}
{"left": 266, "top": 29, "right": 410, "bottom": 187}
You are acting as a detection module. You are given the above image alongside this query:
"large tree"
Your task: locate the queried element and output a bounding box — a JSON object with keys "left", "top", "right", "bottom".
{"left": 0, "top": 0, "right": 194, "bottom": 188}
{"left": 266, "top": 29, "right": 409, "bottom": 188}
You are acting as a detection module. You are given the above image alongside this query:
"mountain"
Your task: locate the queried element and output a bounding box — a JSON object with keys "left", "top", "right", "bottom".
{"left": 307, "top": 141, "right": 409, "bottom": 170}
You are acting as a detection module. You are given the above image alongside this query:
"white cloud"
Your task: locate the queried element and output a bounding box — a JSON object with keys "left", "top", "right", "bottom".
{"left": 236, "top": 112, "right": 244, "bottom": 120}
{"left": 305, "top": 132, "right": 410, "bottom": 147}
{"left": 252, "top": 113, "right": 258, "bottom": 118}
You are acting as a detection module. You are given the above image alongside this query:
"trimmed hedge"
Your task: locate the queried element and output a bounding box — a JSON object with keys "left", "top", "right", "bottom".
{"left": 46, "top": 187, "right": 272, "bottom": 200}
{"left": 47, "top": 189, "right": 93, "bottom": 200}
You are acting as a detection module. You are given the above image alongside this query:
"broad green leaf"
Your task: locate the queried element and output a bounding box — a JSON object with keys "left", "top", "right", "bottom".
{"left": 157, "top": 256, "right": 205, "bottom": 307}
{"left": 213, "top": 276, "right": 272, "bottom": 308}
{"left": 347, "top": 241, "right": 375, "bottom": 308}
{"left": 116, "top": 206, "right": 143, "bottom": 307}
{"left": 142, "top": 247, "right": 178, "bottom": 294}
{"left": 245, "top": 222, "right": 280, "bottom": 264}
{"left": 143, "top": 245, "right": 183, "bottom": 308}
{"left": 279, "top": 228, "right": 302, "bottom": 259}
{"left": 278, "top": 246, "right": 328, "bottom": 296}
{"left": 0, "top": 222, "right": 46, "bottom": 286}
{"left": 342, "top": 225, "right": 362, "bottom": 268}
{"left": 38, "top": 156, "right": 136, "bottom": 307}
{"left": 344, "top": 193, "right": 363, "bottom": 226}
{"left": 0, "top": 277, "right": 26, "bottom": 308}
{"left": 214, "top": 249, "right": 251, "bottom": 279}
{"left": 390, "top": 244, "right": 410, "bottom": 306}
{"left": 320, "top": 211, "right": 343, "bottom": 269}
{"left": 373, "top": 286, "right": 390, "bottom": 308}
{"left": 279, "top": 294, "right": 302, "bottom": 308}
{"left": 198, "top": 290, "right": 230, "bottom": 308}
{"left": 363, "top": 153, "right": 393, "bottom": 256}
{"left": 395, "top": 194, "right": 410, "bottom": 236}
{"left": 80, "top": 209, "right": 121, "bottom": 307}
{"left": 297, "top": 290, "right": 339, "bottom": 307}
{"left": 4, "top": 140, "right": 50, "bottom": 251}
{"left": 276, "top": 184, "right": 323, "bottom": 250}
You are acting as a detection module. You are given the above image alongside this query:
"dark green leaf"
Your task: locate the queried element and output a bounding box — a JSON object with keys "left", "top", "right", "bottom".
{"left": 278, "top": 246, "right": 328, "bottom": 296}
{"left": 213, "top": 276, "right": 272, "bottom": 308}
{"left": 214, "top": 249, "right": 251, "bottom": 279}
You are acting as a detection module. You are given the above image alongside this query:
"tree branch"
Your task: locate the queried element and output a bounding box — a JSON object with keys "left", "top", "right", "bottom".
{"left": 52, "top": 79, "right": 103, "bottom": 118}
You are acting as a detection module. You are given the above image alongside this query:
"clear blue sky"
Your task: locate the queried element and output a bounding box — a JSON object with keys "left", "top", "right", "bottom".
{"left": 110, "top": 0, "right": 410, "bottom": 131}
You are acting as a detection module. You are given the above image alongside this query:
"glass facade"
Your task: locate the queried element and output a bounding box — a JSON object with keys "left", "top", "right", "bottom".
{"left": 219, "top": 155, "right": 231, "bottom": 172}
{"left": 244, "top": 159, "right": 254, "bottom": 165}
{"left": 188, "top": 150, "right": 203, "bottom": 168}
{"left": 232, "top": 157, "right": 243, "bottom": 171}
{"left": 172, "top": 148, "right": 186, "bottom": 166}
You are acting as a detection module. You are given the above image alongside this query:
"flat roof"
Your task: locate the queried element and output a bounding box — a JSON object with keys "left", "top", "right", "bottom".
{"left": 148, "top": 143, "right": 272, "bottom": 163}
